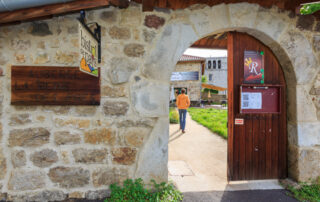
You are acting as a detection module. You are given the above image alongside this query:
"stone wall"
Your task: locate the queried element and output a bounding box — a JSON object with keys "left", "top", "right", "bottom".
{"left": 205, "top": 57, "right": 228, "bottom": 88}
{"left": 171, "top": 61, "right": 201, "bottom": 101}
{"left": 0, "top": 2, "right": 319, "bottom": 200}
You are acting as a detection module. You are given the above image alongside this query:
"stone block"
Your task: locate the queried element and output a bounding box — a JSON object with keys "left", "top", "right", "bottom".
{"left": 103, "top": 101, "right": 129, "bottom": 116}
{"left": 143, "top": 29, "right": 156, "bottom": 43}
{"left": 92, "top": 167, "right": 128, "bottom": 187}
{"left": 85, "top": 189, "right": 111, "bottom": 200}
{"left": 144, "top": 15, "right": 165, "bottom": 29}
{"left": 117, "top": 118, "right": 155, "bottom": 128}
{"left": 10, "top": 39, "right": 31, "bottom": 51}
{"left": 296, "top": 85, "right": 318, "bottom": 122}
{"left": 11, "top": 150, "right": 26, "bottom": 168}
{"left": 120, "top": 7, "right": 141, "bottom": 26}
{"left": 0, "top": 149, "right": 6, "bottom": 179}
{"left": 48, "top": 167, "right": 90, "bottom": 188}
{"left": 228, "top": 3, "right": 259, "bottom": 28}
{"left": 30, "top": 149, "right": 58, "bottom": 168}
{"left": 100, "top": 10, "right": 118, "bottom": 23}
{"left": 34, "top": 52, "right": 49, "bottom": 64}
{"left": 54, "top": 118, "right": 90, "bottom": 129}
{"left": 108, "top": 57, "right": 137, "bottom": 84}
{"left": 54, "top": 131, "right": 81, "bottom": 145}
{"left": 55, "top": 51, "right": 78, "bottom": 64}
{"left": 108, "top": 26, "right": 130, "bottom": 40}
{"left": 15, "top": 54, "right": 26, "bottom": 63}
{"left": 9, "top": 127, "right": 50, "bottom": 147}
{"left": 42, "top": 106, "right": 71, "bottom": 114}
{"left": 112, "top": 147, "right": 137, "bottom": 165}
{"left": 69, "top": 191, "right": 85, "bottom": 199}
{"left": 72, "top": 148, "right": 108, "bottom": 163}
{"left": 131, "top": 80, "right": 169, "bottom": 117}
{"left": 298, "top": 147, "right": 320, "bottom": 181}
{"left": 279, "top": 31, "right": 318, "bottom": 85}
{"left": 124, "top": 43, "right": 145, "bottom": 57}
{"left": 9, "top": 114, "right": 32, "bottom": 126}
{"left": 101, "top": 84, "right": 127, "bottom": 98}
{"left": 135, "top": 118, "right": 168, "bottom": 183}
{"left": 30, "top": 22, "right": 52, "bottom": 36}
{"left": 84, "top": 128, "right": 116, "bottom": 145}
{"left": 122, "top": 127, "right": 151, "bottom": 147}
{"left": 8, "top": 170, "right": 45, "bottom": 191}
{"left": 36, "top": 115, "right": 45, "bottom": 122}
{"left": 74, "top": 106, "right": 97, "bottom": 116}
{"left": 9, "top": 190, "right": 66, "bottom": 202}
{"left": 296, "top": 122, "right": 320, "bottom": 147}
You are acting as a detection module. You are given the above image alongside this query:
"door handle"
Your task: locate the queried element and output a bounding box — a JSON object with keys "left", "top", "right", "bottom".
{"left": 254, "top": 146, "right": 259, "bottom": 152}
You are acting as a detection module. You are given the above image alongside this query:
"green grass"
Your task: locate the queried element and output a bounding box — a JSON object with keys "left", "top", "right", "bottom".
{"left": 286, "top": 178, "right": 320, "bottom": 202}
{"left": 188, "top": 107, "right": 227, "bottom": 139}
{"left": 169, "top": 107, "right": 179, "bottom": 124}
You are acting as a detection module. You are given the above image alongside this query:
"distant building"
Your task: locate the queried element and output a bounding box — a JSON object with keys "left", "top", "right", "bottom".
{"left": 204, "top": 57, "right": 228, "bottom": 91}
{"left": 170, "top": 55, "right": 205, "bottom": 105}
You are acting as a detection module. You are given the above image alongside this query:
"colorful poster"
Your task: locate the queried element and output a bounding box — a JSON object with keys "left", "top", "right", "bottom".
{"left": 244, "top": 51, "right": 264, "bottom": 84}
{"left": 79, "top": 22, "right": 99, "bottom": 77}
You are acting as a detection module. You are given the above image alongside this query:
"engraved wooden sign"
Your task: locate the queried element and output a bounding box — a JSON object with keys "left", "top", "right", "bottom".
{"left": 11, "top": 66, "right": 100, "bottom": 105}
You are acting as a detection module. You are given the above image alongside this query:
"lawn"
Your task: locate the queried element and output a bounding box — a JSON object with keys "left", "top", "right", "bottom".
{"left": 187, "top": 107, "right": 227, "bottom": 139}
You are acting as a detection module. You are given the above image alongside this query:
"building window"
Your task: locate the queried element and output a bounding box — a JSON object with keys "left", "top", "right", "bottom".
{"left": 209, "top": 74, "right": 213, "bottom": 81}
{"left": 213, "top": 60, "right": 216, "bottom": 69}
{"left": 208, "top": 60, "right": 211, "bottom": 69}
{"left": 218, "top": 60, "right": 221, "bottom": 69}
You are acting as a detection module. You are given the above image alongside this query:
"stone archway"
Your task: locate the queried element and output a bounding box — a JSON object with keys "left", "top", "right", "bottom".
{"left": 134, "top": 3, "right": 319, "bottom": 182}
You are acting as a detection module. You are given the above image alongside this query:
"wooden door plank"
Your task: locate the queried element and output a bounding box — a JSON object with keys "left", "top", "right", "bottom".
{"left": 258, "top": 115, "right": 266, "bottom": 179}
{"left": 265, "top": 114, "right": 273, "bottom": 178}
{"left": 142, "top": 0, "right": 155, "bottom": 11}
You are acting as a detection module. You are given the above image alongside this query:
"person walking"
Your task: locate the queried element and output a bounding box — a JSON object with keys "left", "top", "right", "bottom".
{"left": 176, "top": 88, "right": 190, "bottom": 133}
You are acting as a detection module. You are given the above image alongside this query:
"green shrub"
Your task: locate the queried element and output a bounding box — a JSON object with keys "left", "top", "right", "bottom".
{"left": 169, "top": 108, "right": 179, "bottom": 124}
{"left": 287, "top": 178, "right": 320, "bottom": 202}
{"left": 105, "top": 178, "right": 183, "bottom": 202}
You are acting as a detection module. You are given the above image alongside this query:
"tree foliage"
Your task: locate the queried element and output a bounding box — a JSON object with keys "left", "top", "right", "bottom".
{"left": 300, "top": 2, "right": 320, "bottom": 15}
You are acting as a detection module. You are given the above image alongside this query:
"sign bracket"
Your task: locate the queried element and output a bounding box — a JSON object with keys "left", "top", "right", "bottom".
{"left": 78, "top": 10, "right": 101, "bottom": 63}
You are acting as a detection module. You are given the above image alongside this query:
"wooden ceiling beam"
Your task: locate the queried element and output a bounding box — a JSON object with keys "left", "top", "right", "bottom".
{"left": 0, "top": 0, "right": 114, "bottom": 25}
{"left": 142, "top": 0, "right": 155, "bottom": 11}
{"left": 109, "top": 0, "right": 130, "bottom": 8}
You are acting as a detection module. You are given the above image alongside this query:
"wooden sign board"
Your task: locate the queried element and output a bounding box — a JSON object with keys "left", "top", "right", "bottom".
{"left": 11, "top": 66, "right": 100, "bottom": 105}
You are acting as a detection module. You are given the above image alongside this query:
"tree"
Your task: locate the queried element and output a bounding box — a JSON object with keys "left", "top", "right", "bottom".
{"left": 300, "top": 2, "right": 320, "bottom": 15}
{"left": 201, "top": 75, "right": 207, "bottom": 83}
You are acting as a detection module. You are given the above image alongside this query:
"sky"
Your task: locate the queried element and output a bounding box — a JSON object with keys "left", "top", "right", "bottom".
{"left": 184, "top": 48, "right": 228, "bottom": 58}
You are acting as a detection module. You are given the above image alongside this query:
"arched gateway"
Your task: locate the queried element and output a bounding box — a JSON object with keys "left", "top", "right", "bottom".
{"left": 0, "top": 1, "right": 319, "bottom": 200}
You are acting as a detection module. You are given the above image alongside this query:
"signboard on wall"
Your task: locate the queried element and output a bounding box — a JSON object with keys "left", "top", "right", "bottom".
{"left": 79, "top": 22, "right": 99, "bottom": 77}
{"left": 11, "top": 66, "right": 100, "bottom": 105}
{"left": 171, "top": 71, "right": 199, "bottom": 81}
{"left": 244, "top": 51, "right": 264, "bottom": 84}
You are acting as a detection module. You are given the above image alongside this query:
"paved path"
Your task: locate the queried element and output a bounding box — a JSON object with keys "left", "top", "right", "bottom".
{"left": 169, "top": 113, "right": 297, "bottom": 202}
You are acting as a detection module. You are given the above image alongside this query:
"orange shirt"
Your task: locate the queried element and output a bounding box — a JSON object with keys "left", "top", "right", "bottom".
{"left": 176, "top": 94, "right": 190, "bottom": 109}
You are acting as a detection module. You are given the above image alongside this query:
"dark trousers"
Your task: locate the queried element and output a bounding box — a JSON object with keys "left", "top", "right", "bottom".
{"left": 178, "top": 109, "right": 187, "bottom": 130}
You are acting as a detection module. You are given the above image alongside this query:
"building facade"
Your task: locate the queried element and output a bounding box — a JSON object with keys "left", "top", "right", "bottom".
{"left": 204, "top": 57, "right": 228, "bottom": 89}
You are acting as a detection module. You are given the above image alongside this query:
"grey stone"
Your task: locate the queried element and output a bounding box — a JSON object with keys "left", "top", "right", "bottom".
{"left": 8, "top": 170, "right": 45, "bottom": 191}
{"left": 0, "top": 52, "right": 8, "bottom": 65}
{"left": 10, "top": 39, "right": 31, "bottom": 51}
{"left": 74, "top": 106, "right": 97, "bottom": 116}
{"left": 296, "top": 15, "right": 315, "bottom": 31}
{"left": 9, "top": 114, "right": 31, "bottom": 126}
{"left": 9, "top": 190, "right": 66, "bottom": 202}
{"left": 131, "top": 80, "right": 169, "bottom": 117}
{"left": 108, "top": 26, "right": 130, "bottom": 40}
{"left": 11, "top": 150, "right": 26, "bottom": 168}
{"left": 67, "top": 25, "right": 78, "bottom": 34}
{"left": 72, "top": 148, "right": 108, "bottom": 163}
{"left": 108, "top": 57, "right": 137, "bottom": 84}
{"left": 112, "top": 147, "right": 137, "bottom": 165}
{"left": 48, "top": 167, "right": 90, "bottom": 188}
{"left": 30, "top": 149, "right": 58, "bottom": 168}
{"left": 124, "top": 43, "right": 145, "bottom": 57}
{"left": 85, "top": 189, "right": 111, "bottom": 200}
{"left": 103, "top": 101, "right": 129, "bottom": 116}
{"left": 54, "top": 131, "right": 81, "bottom": 145}
{"left": 9, "top": 128, "right": 50, "bottom": 147}
{"left": 100, "top": 10, "right": 117, "bottom": 23}
{"left": 92, "top": 167, "right": 128, "bottom": 187}
{"left": 0, "top": 149, "right": 6, "bottom": 179}
{"left": 42, "top": 106, "right": 70, "bottom": 114}
{"left": 135, "top": 118, "right": 168, "bottom": 183}
{"left": 101, "top": 85, "right": 127, "bottom": 97}
{"left": 30, "top": 22, "right": 52, "bottom": 36}
{"left": 297, "top": 122, "right": 320, "bottom": 147}
{"left": 313, "top": 35, "right": 320, "bottom": 52}
{"left": 117, "top": 119, "right": 155, "bottom": 128}
{"left": 144, "top": 15, "right": 165, "bottom": 29}
{"left": 143, "top": 29, "right": 156, "bottom": 43}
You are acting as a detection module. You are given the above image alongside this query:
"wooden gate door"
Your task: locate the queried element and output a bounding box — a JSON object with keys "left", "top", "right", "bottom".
{"left": 227, "top": 32, "right": 287, "bottom": 181}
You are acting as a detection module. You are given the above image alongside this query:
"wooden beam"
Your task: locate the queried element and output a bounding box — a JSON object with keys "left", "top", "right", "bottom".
{"left": 0, "top": 0, "right": 110, "bottom": 25}
{"left": 109, "top": 0, "right": 130, "bottom": 8}
{"left": 142, "top": 0, "right": 155, "bottom": 11}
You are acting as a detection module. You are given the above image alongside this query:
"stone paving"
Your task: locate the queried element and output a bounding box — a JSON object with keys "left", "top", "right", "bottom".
{"left": 169, "top": 113, "right": 298, "bottom": 202}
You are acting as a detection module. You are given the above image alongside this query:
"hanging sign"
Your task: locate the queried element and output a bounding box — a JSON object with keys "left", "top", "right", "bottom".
{"left": 244, "top": 51, "right": 264, "bottom": 84}
{"left": 171, "top": 71, "right": 199, "bottom": 81}
{"left": 79, "top": 22, "right": 99, "bottom": 77}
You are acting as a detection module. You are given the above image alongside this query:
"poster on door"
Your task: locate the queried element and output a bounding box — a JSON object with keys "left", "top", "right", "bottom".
{"left": 244, "top": 51, "right": 264, "bottom": 84}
